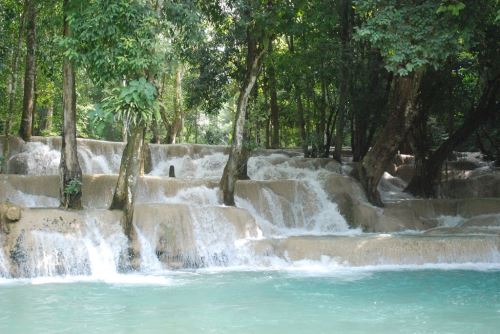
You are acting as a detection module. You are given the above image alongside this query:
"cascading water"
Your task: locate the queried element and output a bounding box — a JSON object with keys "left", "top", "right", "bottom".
{"left": 1, "top": 138, "right": 499, "bottom": 278}
{"left": 150, "top": 152, "right": 228, "bottom": 179}
{"left": 0, "top": 247, "right": 8, "bottom": 278}
{"left": 134, "top": 225, "right": 163, "bottom": 272}
{"left": 6, "top": 138, "right": 122, "bottom": 175}
{"left": 9, "top": 218, "right": 127, "bottom": 278}
{"left": 8, "top": 142, "right": 60, "bottom": 175}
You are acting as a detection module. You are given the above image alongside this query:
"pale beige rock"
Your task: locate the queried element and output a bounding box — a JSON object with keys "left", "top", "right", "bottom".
{"left": 5, "top": 206, "right": 21, "bottom": 221}
{"left": 250, "top": 235, "right": 500, "bottom": 265}
{"left": 395, "top": 164, "right": 415, "bottom": 183}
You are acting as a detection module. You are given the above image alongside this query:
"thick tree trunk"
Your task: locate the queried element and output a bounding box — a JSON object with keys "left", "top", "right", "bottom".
{"left": 268, "top": 41, "right": 280, "bottom": 149}
{"left": 220, "top": 33, "right": 266, "bottom": 206}
{"left": 19, "top": 0, "right": 36, "bottom": 142}
{"left": 60, "top": 0, "right": 82, "bottom": 210}
{"left": 406, "top": 76, "right": 499, "bottom": 197}
{"left": 1, "top": 6, "right": 25, "bottom": 174}
{"left": 333, "top": 0, "right": 353, "bottom": 162}
{"left": 353, "top": 69, "right": 424, "bottom": 206}
{"left": 166, "top": 66, "right": 183, "bottom": 144}
{"left": 110, "top": 125, "right": 145, "bottom": 238}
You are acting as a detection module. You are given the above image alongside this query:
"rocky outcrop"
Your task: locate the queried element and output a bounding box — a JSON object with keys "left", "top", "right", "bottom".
{"left": 441, "top": 171, "right": 500, "bottom": 198}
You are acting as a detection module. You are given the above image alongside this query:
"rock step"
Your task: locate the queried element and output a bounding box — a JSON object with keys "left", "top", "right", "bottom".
{"left": 250, "top": 235, "right": 500, "bottom": 266}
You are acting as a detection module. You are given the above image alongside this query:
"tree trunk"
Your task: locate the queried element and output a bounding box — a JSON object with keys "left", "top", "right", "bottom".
{"left": 295, "top": 86, "right": 309, "bottom": 157}
{"left": 166, "top": 65, "right": 183, "bottom": 144}
{"left": 19, "top": 0, "right": 36, "bottom": 142}
{"left": 405, "top": 76, "right": 499, "bottom": 197}
{"left": 39, "top": 99, "right": 54, "bottom": 133}
{"left": 60, "top": 0, "right": 82, "bottom": 210}
{"left": 353, "top": 69, "right": 424, "bottom": 206}
{"left": 1, "top": 5, "right": 25, "bottom": 174}
{"left": 318, "top": 78, "right": 327, "bottom": 156}
{"left": 333, "top": 0, "right": 353, "bottom": 162}
{"left": 150, "top": 114, "right": 160, "bottom": 144}
{"left": 268, "top": 40, "right": 280, "bottom": 149}
{"left": 110, "top": 125, "right": 145, "bottom": 238}
{"left": 220, "top": 32, "right": 266, "bottom": 206}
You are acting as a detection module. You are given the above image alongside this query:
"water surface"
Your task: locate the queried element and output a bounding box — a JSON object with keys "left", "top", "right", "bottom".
{"left": 1, "top": 269, "right": 499, "bottom": 334}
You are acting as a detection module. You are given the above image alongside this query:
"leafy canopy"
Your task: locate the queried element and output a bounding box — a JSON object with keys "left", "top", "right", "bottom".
{"left": 354, "top": 0, "right": 467, "bottom": 76}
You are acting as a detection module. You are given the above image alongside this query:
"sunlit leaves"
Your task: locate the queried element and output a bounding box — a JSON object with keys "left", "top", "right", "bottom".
{"left": 354, "top": 0, "right": 466, "bottom": 76}
{"left": 102, "top": 77, "right": 159, "bottom": 127}
{"left": 67, "top": 0, "right": 161, "bottom": 85}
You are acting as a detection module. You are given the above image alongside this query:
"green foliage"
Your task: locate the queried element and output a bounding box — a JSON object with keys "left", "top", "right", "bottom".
{"left": 63, "top": 178, "right": 82, "bottom": 196}
{"left": 66, "top": 0, "right": 162, "bottom": 85}
{"left": 354, "top": 0, "right": 465, "bottom": 75}
{"left": 101, "top": 78, "right": 158, "bottom": 127}
{"left": 437, "top": 1, "right": 466, "bottom": 16}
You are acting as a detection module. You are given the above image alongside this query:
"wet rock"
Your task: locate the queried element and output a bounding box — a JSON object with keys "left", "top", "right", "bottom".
{"left": 0, "top": 203, "right": 22, "bottom": 222}
{"left": 6, "top": 155, "right": 30, "bottom": 174}
{"left": 395, "top": 164, "right": 415, "bottom": 183}
{"left": 441, "top": 172, "right": 500, "bottom": 198}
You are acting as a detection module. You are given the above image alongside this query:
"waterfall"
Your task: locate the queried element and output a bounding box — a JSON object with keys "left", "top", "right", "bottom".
{"left": 10, "top": 218, "right": 127, "bottom": 278}
{"left": 150, "top": 152, "right": 228, "bottom": 178}
{"left": 189, "top": 207, "right": 245, "bottom": 267}
{"left": 1, "top": 139, "right": 499, "bottom": 278}
{"left": 6, "top": 138, "right": 122, "bottom": 175}
{"left": 135, "top": 225, "right": 163, "bottom": 272}
{"left": 0, "top": 247, "right": 8, "bottom": 277}
{"left": 83, "top": 220, "right": 128, "bottom": 278}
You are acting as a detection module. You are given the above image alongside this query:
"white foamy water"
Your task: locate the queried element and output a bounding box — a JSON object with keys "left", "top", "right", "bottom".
{"left": 2, "top": 141, "right": 499, "bottom": 279}
{"left": 0, "top": 186, "right": 58, "bottom": 207}
{"left": 8, "top": 142, "right": 60, "bottom": 175}
{"left": 6, "top": 140, "right": 122, "bottom": 175}
{"left": 437, "top": 215, "right": 464, "bottom": 227}
{"left": 135, "top": 225, "right": 163, "bottom": 272}
{"left": 83, "top": 220, "right": 127, "bottom": 277}
{"left": 152, "top": 186, "right": 220, "bottom": 206}
{"left": 188, "top": 207, "right": 257, "bottom": 267}
{"left": 0, "top": 247, "right": 9, "bottom": 278}
{"left": 247, "top": 155, "right": 354, "bottom": 235}
{"left": 14, "top": 219, "right": 127, "bottom": 278}
{"left": 150, "top": 152, "right": 228, "bottom": 178}
{"left": 78, "top": 146, "right": 120, "bottom": 174}
{"left": 379, "top": 172, "right": 414, "bottom": 202}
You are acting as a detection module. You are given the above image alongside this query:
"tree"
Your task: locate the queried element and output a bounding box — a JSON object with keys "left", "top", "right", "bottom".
{"left": 18, "top": 0, "right": 36, "bottom": 142}
{"left": 216, "top": 0, "right": 277, "bottom": 205}
{"left": 352, "top": 0, "right": 469, "bottom": 206}
{"left": 405, "top": 1, "right": 500, "bottom": 196}
{"left": 69, "top": 0, "right": 162, "bottom": 239}
{"left": 220, "top": 33, "right": 268, "bottom": 205}
{"left": 1, "top": 1, "right": 25, "bottom": 173}
{"left": 166, "top": 64, "right": 184, "bottom": 144}
{"left": 333, "top": 0, "right": 353, "bottom": 162}
{"left": 59, "top": 0, "right": 82, "bottom": 210}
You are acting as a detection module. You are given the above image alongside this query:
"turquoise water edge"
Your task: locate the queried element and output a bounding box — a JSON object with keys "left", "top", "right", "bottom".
{"left": 1, "top": 269, "right": 499, "bottom": 334}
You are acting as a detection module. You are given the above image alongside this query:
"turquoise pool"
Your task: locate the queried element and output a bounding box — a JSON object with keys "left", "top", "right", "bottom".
{"left": 1, "top": 269, "right": 499, "bottom": 333}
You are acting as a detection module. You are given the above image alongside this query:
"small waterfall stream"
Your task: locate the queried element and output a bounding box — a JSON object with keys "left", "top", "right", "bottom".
{"left": 0, "top": 247, "right": 8, "bottom": 277}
